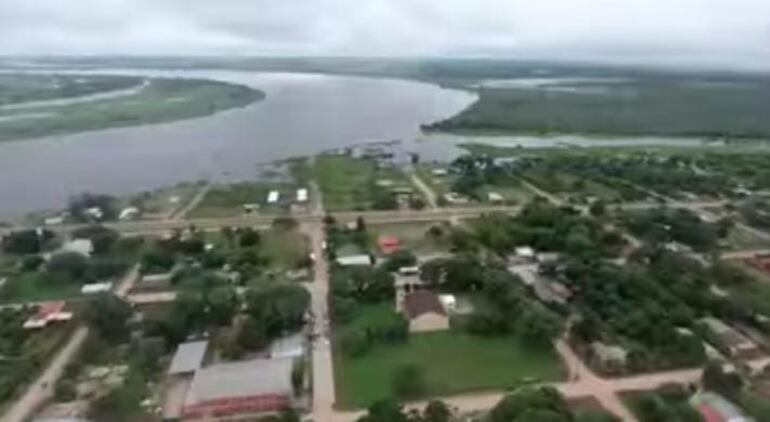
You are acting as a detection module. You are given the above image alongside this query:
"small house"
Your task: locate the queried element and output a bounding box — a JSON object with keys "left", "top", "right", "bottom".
{"left": 487, "top": 192, "right": 504, "bottom": 203}
{"left": 119, "top": 207, "right": 140, "bottom": 221}
{"left": 81, "top": 282, "right": 113, "bottom": 295}
{"left": 296, "top": 188, "right": 308, "bottom": 203}
{"left": 402, "top": 290, "right": 449, "bottom": 333}
{"left": 336, "top": 254, "right": 373, "bottom": 267}
{"left": 266, "top": 191, "right": 280, "bottom": 204}
{"left": 23, "top": 301, "right": 73, "bottom": 329}
{"left": 61, "top": 239, "right": 94, "bottom": 257}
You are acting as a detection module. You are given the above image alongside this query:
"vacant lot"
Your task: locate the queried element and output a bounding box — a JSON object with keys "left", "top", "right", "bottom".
{"left": 334, "top": 330, "right": 563, "bottom": 408}
{"left": 315, "top": 155, "right": 416, "bottom": 211}
{"left": 189, "top": 182, "right": 295, "bottom": 218}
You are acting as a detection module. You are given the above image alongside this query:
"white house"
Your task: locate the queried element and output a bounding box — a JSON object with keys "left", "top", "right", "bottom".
{"left": 119, "top": 207, "right": 140, "bottom": 221}
{"left": 81, "top": 282, "right": 113, "bottom": 294}
{"left": 336, "top": 254, "right": 372, "bottom": 267}
{"left": 296, "top": 188, "right": 308, "bottom": 203}
{"left": 61, "top": 239, "right": 94, "bottom": 257}
{"left": 267, "top": 191, "right": 280, "bottom": 204}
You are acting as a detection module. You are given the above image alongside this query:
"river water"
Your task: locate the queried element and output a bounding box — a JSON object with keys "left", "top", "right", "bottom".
{"left": 0, "top": 71, "right": 475, "bottom": 216}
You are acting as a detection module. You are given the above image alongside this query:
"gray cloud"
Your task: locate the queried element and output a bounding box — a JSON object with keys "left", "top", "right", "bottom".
{"left": 1, "top": 0, "right": 769, "bottom": 70}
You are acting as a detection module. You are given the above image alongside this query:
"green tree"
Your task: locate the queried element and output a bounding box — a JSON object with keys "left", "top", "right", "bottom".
{"left": 516, "top": 306, "right": 562, "bottom": 348}
{"left": 84, "top": 294, "right": 133, "bottom": 344}
{"left": 382, "top": 249, "right": 418, "bottom": 272}
{"left": 490, "top": 387, "right": 572, "bottom": 422}
{"left": 72, "top": 225, "right": 119, "bottom": 254}
{"left": 245, "top": 283, "right": 310, "bottom": 337}
{"left": 423, "top": 400, "right": 451, "bottom": 422}
{"left": 238, "top": 315, "right": 269, "bottom": 351}
{"left": 48, "top": 252, "right": 90, "bottom": 281}
{"left": 357, "top": 399, "right": 409, "bottom": 422}
{"left": 207, "top": 286, "right": 238, "bottom": 325}
{"left": 392, "top": 364, "right": 427, "bottom": 400}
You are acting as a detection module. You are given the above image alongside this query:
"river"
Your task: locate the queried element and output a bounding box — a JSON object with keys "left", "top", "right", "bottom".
{"left": 0, "top": 70, "right": 475, "bottom": 217}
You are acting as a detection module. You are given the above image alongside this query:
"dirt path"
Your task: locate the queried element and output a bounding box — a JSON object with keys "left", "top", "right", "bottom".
{"left": 408, "top": 167, "right": 439, "bottom": 210}
{"left": 170, "top": 182, "right": 211, "bottom": 220}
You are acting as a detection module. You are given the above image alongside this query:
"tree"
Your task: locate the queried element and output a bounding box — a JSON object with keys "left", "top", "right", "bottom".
{"left": 340, "top": 328, "right": 370, "bottom": 357}
{"left": 72, "top": 225, "right": 119, "bottom": 254}
{"left": 2, "top": 229, "right": 54, "bottom": 254}
{"left": 589, "top": 200, "right": 607, "bottom": 217}
{"left": 357, "top": 399, "right": 409, "bottom": 422}
{"left": 48, "top": 252, "right": 89, "bottom": 281}
{"left": 382, "top": 249, "right": 417, "bottom": 272}
{"left": 291, "top": 358, "right": 305, "bottom": 395}
{"left": 490, "top": 387, "right": 571, "bottom": 422}
{"left": 84, "top": 294, "right": 133, "bottom": 344}
{"left": 392, "top": 364, "right": 426, "bottom": 400}
{"left": 516, "top": 305, "right": 562, "bottom": 348}
{"left": 140, "top": 247, "right": 175, "bottom": 273}
{"left": 238, "top": 315, "right": 269, "bottom": 351}
{"left": 207, "top": 286, "right": 238, "bottom": 325}
{"left": 702, "top": 360, "right": 743, "bottom": 401}
{"left": 245, "top": 283, "right": 310, "bottom": 336}
{"left": 239, "top": 228, "right": 261, "bottom": 248}
{"left": 423, "top": 400, "right": 451, "bottom": 422}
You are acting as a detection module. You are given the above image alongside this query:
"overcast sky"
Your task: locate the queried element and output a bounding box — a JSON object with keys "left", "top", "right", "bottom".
{"left": 1, "top": 0, "right": 769, "bottom": 70}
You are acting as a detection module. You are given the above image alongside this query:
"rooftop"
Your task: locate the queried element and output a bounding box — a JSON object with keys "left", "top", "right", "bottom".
{"left": 185, "top": 358, "right": 293, "bottom": 407}
{"left": 168, "top": 340, "right": 209, "bottom": 375}
{"left": 403, "top": 290, "right": 446, "bottom": 319}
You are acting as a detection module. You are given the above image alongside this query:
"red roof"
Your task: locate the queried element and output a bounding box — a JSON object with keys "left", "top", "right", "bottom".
{"left": 378, "top": 235, "right": 401, "bottom": 254}
{"left": 33, "top": 301, "right": 66, "bottom": 320}
{"left": 697, "top": 404, "right": 726, "bottom": 422}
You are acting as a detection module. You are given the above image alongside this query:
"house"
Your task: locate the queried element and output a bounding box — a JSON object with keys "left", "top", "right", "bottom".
{"left": 61, "top": 239, "right": 94, "bottom": 257}
{"left": 81, "top": 282, "right": 113, "bottom": 295}
{"left": 402, "top": 290, "right": 449, "bottom": 333}
{"left": 690, "top": 392, "right": 753, "bottom": 422}
{"left": 296, "top": 188, "right": 308, "bottom": 203}
{"left": 507, "top": 263, "right": 539, "bottom": 286}
{"left": 182, "top": 358, "right": 294, "bottom": 420}
{"left": 44, "top": 216, "right": 65, "bottom": 226}
{"left": 242, "top": 203, "right": 260, "bottom": 214}
{"left": 590, "top": 341, "right": 628, "bottom": 367}
{"left": 266, "top": 191, "right": 280, "bottom": 204}
{"left": 431, "top": 168, "right": 448, "bottom": 177}
{"left": 515, "top": 246, "right": 536, "bottom": 260}
{"left": 119, "top": 207, "right": 140, "bottom": 221}
{"left": 700, "top": 317, "right": 760, "bottom": 359}
{"left": 269, "top": 333, "right": 305, "bottom": 359}
{"left": 378, "top": 235, "right": 400, "bottom": 255}
{"left": 398, "top": 266, "right": 420, "bottom": 276}
{"left": 168, "top": 340, "right": 209, "bottom": 376}
{"left": 487, "top": 192, "right": 504, "bottom": 203}
{"left": 443, "top": 192, "right": 469, "bottom": 205}
{"left": 85, "top": 207, "right": 104, "bottom": 220}
{"left": 23, "top": 301, "right": 73, "bottom": 329}
{"left": 335, "top": 254, "right": 372, "bottom": 267}
{"left": 533, "top": 279, "right": 572, "bottom": 305}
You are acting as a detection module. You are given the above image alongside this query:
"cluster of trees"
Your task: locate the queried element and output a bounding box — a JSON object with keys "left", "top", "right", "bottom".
{"left": 624, "top": 207, "right": 728, "bottom": 252}
{"left": 1, "top": 228, "right": 55, "bottom": 255}
{"left": 630, "top": 386, "right": 701, "bottom": 422}
{"left": 468, "top": 202, "right": 626, "bottom": 259}
{"left": 325, "top": 216, "right": 370, "bottom": 261}
{"left": 0, "top": 308, "right": 47, "bottom": 402}
{"left": 355, "top": 387, "right": 616, "bottom": 422}
{"left": 421, "top": 254, "right": 562, "bottom": 347}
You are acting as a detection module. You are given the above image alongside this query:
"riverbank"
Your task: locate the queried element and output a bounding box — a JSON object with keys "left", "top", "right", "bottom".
{"left": 0, "top": 77, "right": 264, "bottom": 142}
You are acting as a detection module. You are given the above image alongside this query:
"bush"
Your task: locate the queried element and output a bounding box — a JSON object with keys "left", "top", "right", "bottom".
{"left": 48, "top": 252, "right": 89, "bottom": 281}
{"left": 54, "top": 379, "right": 77, "bottom": 402}
{"left": 392, "top": 364, "right": 426, "bottom": 400}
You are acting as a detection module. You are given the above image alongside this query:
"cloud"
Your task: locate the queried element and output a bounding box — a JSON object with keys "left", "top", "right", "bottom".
{"left": 0, "top": 0, "right": 768, "bottom": 70}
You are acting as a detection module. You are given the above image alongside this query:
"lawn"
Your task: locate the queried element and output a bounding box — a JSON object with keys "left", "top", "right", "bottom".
{"left": 371, "top": 222, "right": 451, "bottom": 255}
{"left": 189, "top": 182, "right": 294, "bottom": 218}
{"left": 0, "top": 272, "right": 83, "bottom": 304}
{"left": 259, "top": 228, "right": 310, "bottom": 271}
{"left": 334, "top": 329, "right": 564, "bottom": 409}
{"left": 315, "top": 155, "right": 416, "bottom": 211}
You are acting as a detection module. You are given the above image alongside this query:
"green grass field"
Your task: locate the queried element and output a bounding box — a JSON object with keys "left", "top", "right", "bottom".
{"left": 315, "top": 155, "right": 415, "bottom": 211}
{"left": 260, "top": 228, "right": 310, "bottom": 271}
{"left": 370, "top": 222, "right": 450, "bottom": 254}
{"left": 0, "top": 77, "right": 263, "bottom": 142}
{"left": 189, "top": 182, "right": 294, "bottom": 218}
{"left": 334, "top": 329, "right": 564, "bottom": 408}
{"left": 0, "top": 272, "right": 83, "bottom": 304}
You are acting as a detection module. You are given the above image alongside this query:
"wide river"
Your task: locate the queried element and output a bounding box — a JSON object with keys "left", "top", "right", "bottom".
{"left": 0, "top": 70, "right": 476, "bottom": 216}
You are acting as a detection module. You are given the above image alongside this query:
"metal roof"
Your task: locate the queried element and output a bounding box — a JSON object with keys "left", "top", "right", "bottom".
{"left": 185, "top": 358, "right": 293, "bottom": 406}
{"left": 168, "top": 340, "right": 209, "bottom": 375}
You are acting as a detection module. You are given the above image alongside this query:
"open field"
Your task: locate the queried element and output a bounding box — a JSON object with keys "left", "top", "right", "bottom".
{"left": 334, "top": 329, "right": 563, "bottom": 409}
{"left": 188, "top": 182, "right": 297, "bottom": 218}
{"left": 0, "top": 74, "right": 142, "bottom": 106}
{"left": 0, "top": 76, "right": 264, "bottom": 142}
{"left": 369, "top": 222, "right": 451, "bottom": 255}
{"left": 315, "top": 155, "right": 418, "bottom": 211}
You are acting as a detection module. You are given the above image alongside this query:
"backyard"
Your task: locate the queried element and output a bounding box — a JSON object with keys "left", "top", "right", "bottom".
{"left": 334, "top": 329, "right": 564, "bottom": 408}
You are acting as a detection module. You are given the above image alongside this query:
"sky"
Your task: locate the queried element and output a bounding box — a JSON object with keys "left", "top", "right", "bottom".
{"left": 1, "top": 0, "right": 769, "bottom": 71}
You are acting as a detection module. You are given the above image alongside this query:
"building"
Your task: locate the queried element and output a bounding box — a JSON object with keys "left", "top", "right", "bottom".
{"left": 533, "top": 279, "right": 573, "bottom": 305}
{"left": 61, "top": 239, "right": 94, "bottom": 257}
{"left": 515, "top": 246, "right": 536, "bottom": 260}
{"left": 168, "top": 340, "right": 209, "bottom": 376}
{"left": 700, "top": 317, "right": 760, "bottom": 359}
{"left": 378, "top": 235, "right": 401, "bottom": 255}
{"left": 487, "top": 192, "right": 504, "bottom": 203}
{"left": 266, "top": 191, "right": 280, "bottom": 204}
{"left": 269, "top": 333, "right": 305, "bottom": 359}
{"left": 335, "top": 254, "right": 372, "bottom": 267}
{"left": 402, "top": 290, "right": 449, "bottom": 333}
{"left": 23, "top": 301, "right": 73, "bottom": 329}
{"left": 431, "top": 168, "right": 448, "bottom": 177}
{"left": 119, "top": 207, "right": 140, "bottom": 221}
{"left": 690, "top": 392, "right": 753, "bottom": 422}
{"left": 182, "top": 358, "right": 294, "bottom": 420}
{"left": 44, "top": 216, "right": 65, "bottom": 226}
{"left": 81, "top": 282, "right": 113, "bottom": 295}
{"left": 296, "top": 188, "right": 308, "bottom": 203}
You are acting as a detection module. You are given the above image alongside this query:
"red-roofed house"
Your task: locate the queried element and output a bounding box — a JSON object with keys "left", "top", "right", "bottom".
{"left": 23, "top": 301, "right": 73, "bottom": 329}
{"left": 378, "top": 235, "right": 400, "bottom": 255}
